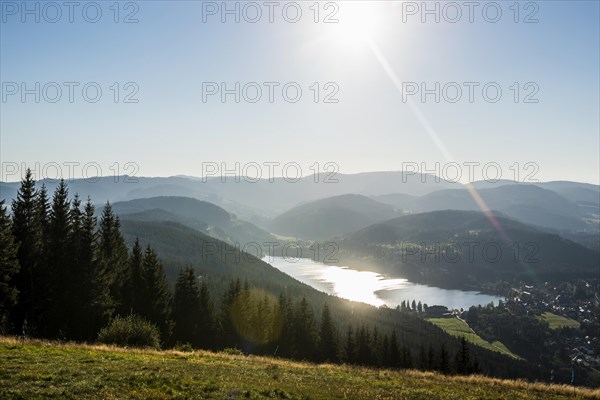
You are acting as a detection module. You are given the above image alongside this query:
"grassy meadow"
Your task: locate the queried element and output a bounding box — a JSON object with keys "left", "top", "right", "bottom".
{"left": 427, "top": 317, "right": 521, "bottom": 359}
{"left": 2, "top": 337, "right": 599, "bottom": 400}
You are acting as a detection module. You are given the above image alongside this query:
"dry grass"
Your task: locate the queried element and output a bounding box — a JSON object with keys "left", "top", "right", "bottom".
{"left": 2, "top": 336, "right": 599, "bottom": 399}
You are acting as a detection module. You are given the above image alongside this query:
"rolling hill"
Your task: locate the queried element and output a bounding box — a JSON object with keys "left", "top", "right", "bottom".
{"left": 374, "top": 184, "right": 596, "bottom": 232}
{"left": 270, "top": 194, "right": 399, "bottom": 239}
{"left": 113, "top": 196, "right": 275, "bottom": 245}
{"left": 0, "top": 171, "right": 459, "bottom": 219}
{"left": 2, "top": 173, "right": 597, "bottom": 233}
{"left": 337, "top": 210, "right": 600, "bottom": 290}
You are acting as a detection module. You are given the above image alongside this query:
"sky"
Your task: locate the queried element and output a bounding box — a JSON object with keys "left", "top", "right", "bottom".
{"left": 1, "top": 0, "right": 599, "bottom": 184}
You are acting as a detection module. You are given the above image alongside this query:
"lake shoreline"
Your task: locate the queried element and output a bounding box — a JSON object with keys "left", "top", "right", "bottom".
{"left": 264, "top": 256, "right": 503, "bottom": 310}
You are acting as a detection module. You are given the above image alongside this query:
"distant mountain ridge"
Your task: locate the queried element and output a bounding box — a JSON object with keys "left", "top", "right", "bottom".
{"left": 0, "top": 171, "right": 460, "bottom": 218}
{"left": 336, "top": 210, "right": 600, "bottom": 290}
{"left": 113, "top": 196, "right": 275, "bottom": 245}
{"left": 1, "top": 172, "right": 598, "bottom": 233}
{"left": 269, "top": 194, "right": 399, "bottom": 240}
{"left": 372, "top": 184, "right": 597, "bottom": 232}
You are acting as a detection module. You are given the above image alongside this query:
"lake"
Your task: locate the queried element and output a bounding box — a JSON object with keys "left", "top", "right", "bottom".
{"left": 264, "top": 256, "right": 502, "bottom": 310}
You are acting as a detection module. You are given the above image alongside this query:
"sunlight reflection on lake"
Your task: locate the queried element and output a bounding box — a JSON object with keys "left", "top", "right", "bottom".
{"left": 264, "top": 257, "right": 502, "bottom": 310}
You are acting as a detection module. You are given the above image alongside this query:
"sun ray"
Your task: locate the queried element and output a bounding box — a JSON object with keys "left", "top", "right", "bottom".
{"left": 367, "top": 39, "right": 511, "bottom": 243}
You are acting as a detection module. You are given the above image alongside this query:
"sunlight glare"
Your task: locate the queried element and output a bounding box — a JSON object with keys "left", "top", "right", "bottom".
{"left": 331, "top": 2, "right": 384, "bottom": 49}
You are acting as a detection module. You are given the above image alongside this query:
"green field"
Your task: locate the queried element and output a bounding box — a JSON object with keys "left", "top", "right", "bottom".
{"left": 427, "top": 317, "right": 521, "bottom": 359}
{"left": 2, "top": 337, "right": 599, "bottom": 400}
{"left": 540, "top": 312, "right": 581, "bottom": 330}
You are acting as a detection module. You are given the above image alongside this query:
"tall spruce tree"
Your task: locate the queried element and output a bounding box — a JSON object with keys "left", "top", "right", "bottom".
{"left": 45, "top": 180, "right": 72, "bottom": 337}
{"left": 65, "top": 194, "right": 84, "bottom": 339}
{"left": 123, "top": 238, "right": 144, "bottom": 315}
{"left": 0, "top": 200, "right": 20, "bottom": 332}
{"left": 292, "top": 297, "right": 317, "bottom": 361}
{"left": 381, "top": 334, "right": 390, "bottom": 367}
{"left": 389, "top": 330, "right": 400, "bottom": 367}
{"left": 344, "top": 325, "right": 356, "bottom": 363}
{"left": 356, "top": 325, "right": 372, "bottom": 365}
{"left": 141, "top": 245, "right": 172, "bottom": 340}
{"left": 455, "top": 337, "right": 471, "bottom": 374}
{"left": 197, "top": 279, "right": 214, "bottom": 348}
{"left": 219, "top": 279, "right": 241, "bottom": 348}
{"left": 11, "top": 169, "right": 44, "bottom": 335}
{"left": 427, "top": 344, "right": 435, "bottom": 370}
{"left": 97, "top": 202, "right": 128, "bottom": 316}
{"left": 276, "top": 293, "right": 293, "bottom": 357}
{"left": 172, "top": 268, "right": 202, "bottom": 346}
{"left": 419, "top": 343, "right": 427, "bottom": 370}
{"left": 438, "top": 343, "right": 450, "bottom": 374}
{"left": 79, "top": 198, "right": 103, "bottom": 340}
{"left": 36, "top": 184, "right": 49, "bottom": 259}
{"left": 318, "top": 303, "right": 338, "bottom": 362}
{"left": 401, "top": 344, "right": 413, "bottom": 368}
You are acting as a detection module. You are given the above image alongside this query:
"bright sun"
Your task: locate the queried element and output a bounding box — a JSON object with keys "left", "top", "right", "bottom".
{"left": 331, "top": 2, "right": 384, "bottom": 48}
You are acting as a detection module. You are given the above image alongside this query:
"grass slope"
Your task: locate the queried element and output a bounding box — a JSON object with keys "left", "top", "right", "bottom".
{"left": 2, "top": 337, "right": 599, "bottom": 400}
{"left": 427, "top": 317, "right": 521, "bottom": 360}
{"left": 540, "top": 312, "right": 581, "bottom": 330}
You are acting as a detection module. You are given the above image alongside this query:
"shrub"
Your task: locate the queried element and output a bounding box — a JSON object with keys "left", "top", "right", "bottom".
{"left": 174, "top": 342, "right": 194, "bottom": 352}
{"left": 97, "top": 315, "right": 160, "bottom": 349}
{"left": 223, "top": 347, "right": 244, "bottom": 356}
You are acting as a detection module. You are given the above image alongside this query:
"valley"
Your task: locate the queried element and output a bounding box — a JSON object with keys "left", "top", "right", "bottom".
{"left": 1, "top": 171, "right": 599, "bottom": 390}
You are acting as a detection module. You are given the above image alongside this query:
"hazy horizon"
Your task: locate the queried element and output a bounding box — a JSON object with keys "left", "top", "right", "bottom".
{"left": 2, "top": 1, "right": 599, "bottom": 184}
{"left": 1, "top": 168, "right": 600, "bottom": 186}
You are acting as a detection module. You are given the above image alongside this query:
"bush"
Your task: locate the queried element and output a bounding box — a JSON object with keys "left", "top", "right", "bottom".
{"left": 223, "top": 347, "right": 244, "bottom": 356}
{"left": 97, "top": 315, "right": 160, "bottom": 349}
{"left": 174, "top": 342, "right": 194, "bottom": 352}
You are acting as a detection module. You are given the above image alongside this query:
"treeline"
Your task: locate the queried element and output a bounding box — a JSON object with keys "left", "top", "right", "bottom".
{"left": 0, "top": 171, "right": 480, "bottom": 376}
{"left": 0, "top": 170, "right": 171, "bottom": 341}
{"left": 171, "top": 275, "right": 480, "bottom": 375}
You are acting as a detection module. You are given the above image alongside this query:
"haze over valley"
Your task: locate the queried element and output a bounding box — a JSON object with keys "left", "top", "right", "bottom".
{"left": 2, "top": 0, "right": 599, "bottom": 397}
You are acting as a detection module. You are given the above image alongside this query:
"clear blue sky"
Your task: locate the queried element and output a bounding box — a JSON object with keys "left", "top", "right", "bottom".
{"left": 1, "top": 1, "right": 598, "bottom": 183}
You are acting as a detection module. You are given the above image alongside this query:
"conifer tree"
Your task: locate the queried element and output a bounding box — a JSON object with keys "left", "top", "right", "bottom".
{"left": 45, "top": 180, "right": 72, "bottom": 337}
{"left": 141, "top": 245, "right": 172, "bottom": 340}
{"left": 455, "top": 337, "right": 471, "bottom": 374}
{"left": 65, "top": 194, "right": 85, "bottom": 339}
{"left": 401, "top": 344, "right": 413, "bottom": 368}
{"left": 172, "top": 267, "right": 202, "bottom": 346}
{"left": 97, "top": 202, "right": 128, "bottom": 315}
{"left": 381, "top": 334, "right": 390, "bottom": 367}
{"left": 389, "top": 330, "right": 400, "bottom": 367}
{"left": 419, "top": 343, "right": 427, "bottom": 370}
{"left": 79, "top": 198, "right": 103, "bottom": 340}
{"left": 219, "top": 279, "right": 241, "bottom": 348}
{"left": 123, "top": 238, "right": 144, "bottom": 315}
{"left": 197, "top": 278, "right": 214, "bottom": 348}
{"left": 318, "top": 303, "right": 338, "bottom": 362}
{"left": 292, "top": 297, "right": 317, "bottom": 360}
{"left": 11, "top": 169, "right": 43, "bottom": 335}
{"left": 438, "top": 343, "right": 450, "bottom": 374}
{"left": 0, "top": 200, "right": 19, "bottom": 331}
{"left": 427, "top": 344, "right": 435, "bottom": 370}
{"left": 36, "top": 184, "right": 50, "bottom": 257}
{"left": 276, "top": 293, "right": 293, "bottom": 357}
{"left": 344, "top": 325, "right": 355, "bottom": 363}
{"left": 356, "top": 325, "right": 372, "bottom": 365}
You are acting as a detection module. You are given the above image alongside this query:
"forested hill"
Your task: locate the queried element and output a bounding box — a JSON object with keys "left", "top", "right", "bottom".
{"left": 336, "top": 210, "right": 600, "bottom": 289}
{"left": 269, "top": 194, "right": 399, "bottom": 240}
{"left": 113, "top": 196, "right": 275, "bottom": 245}
{"left": 0, "top": 173, "right": 592, "bottom": 386}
